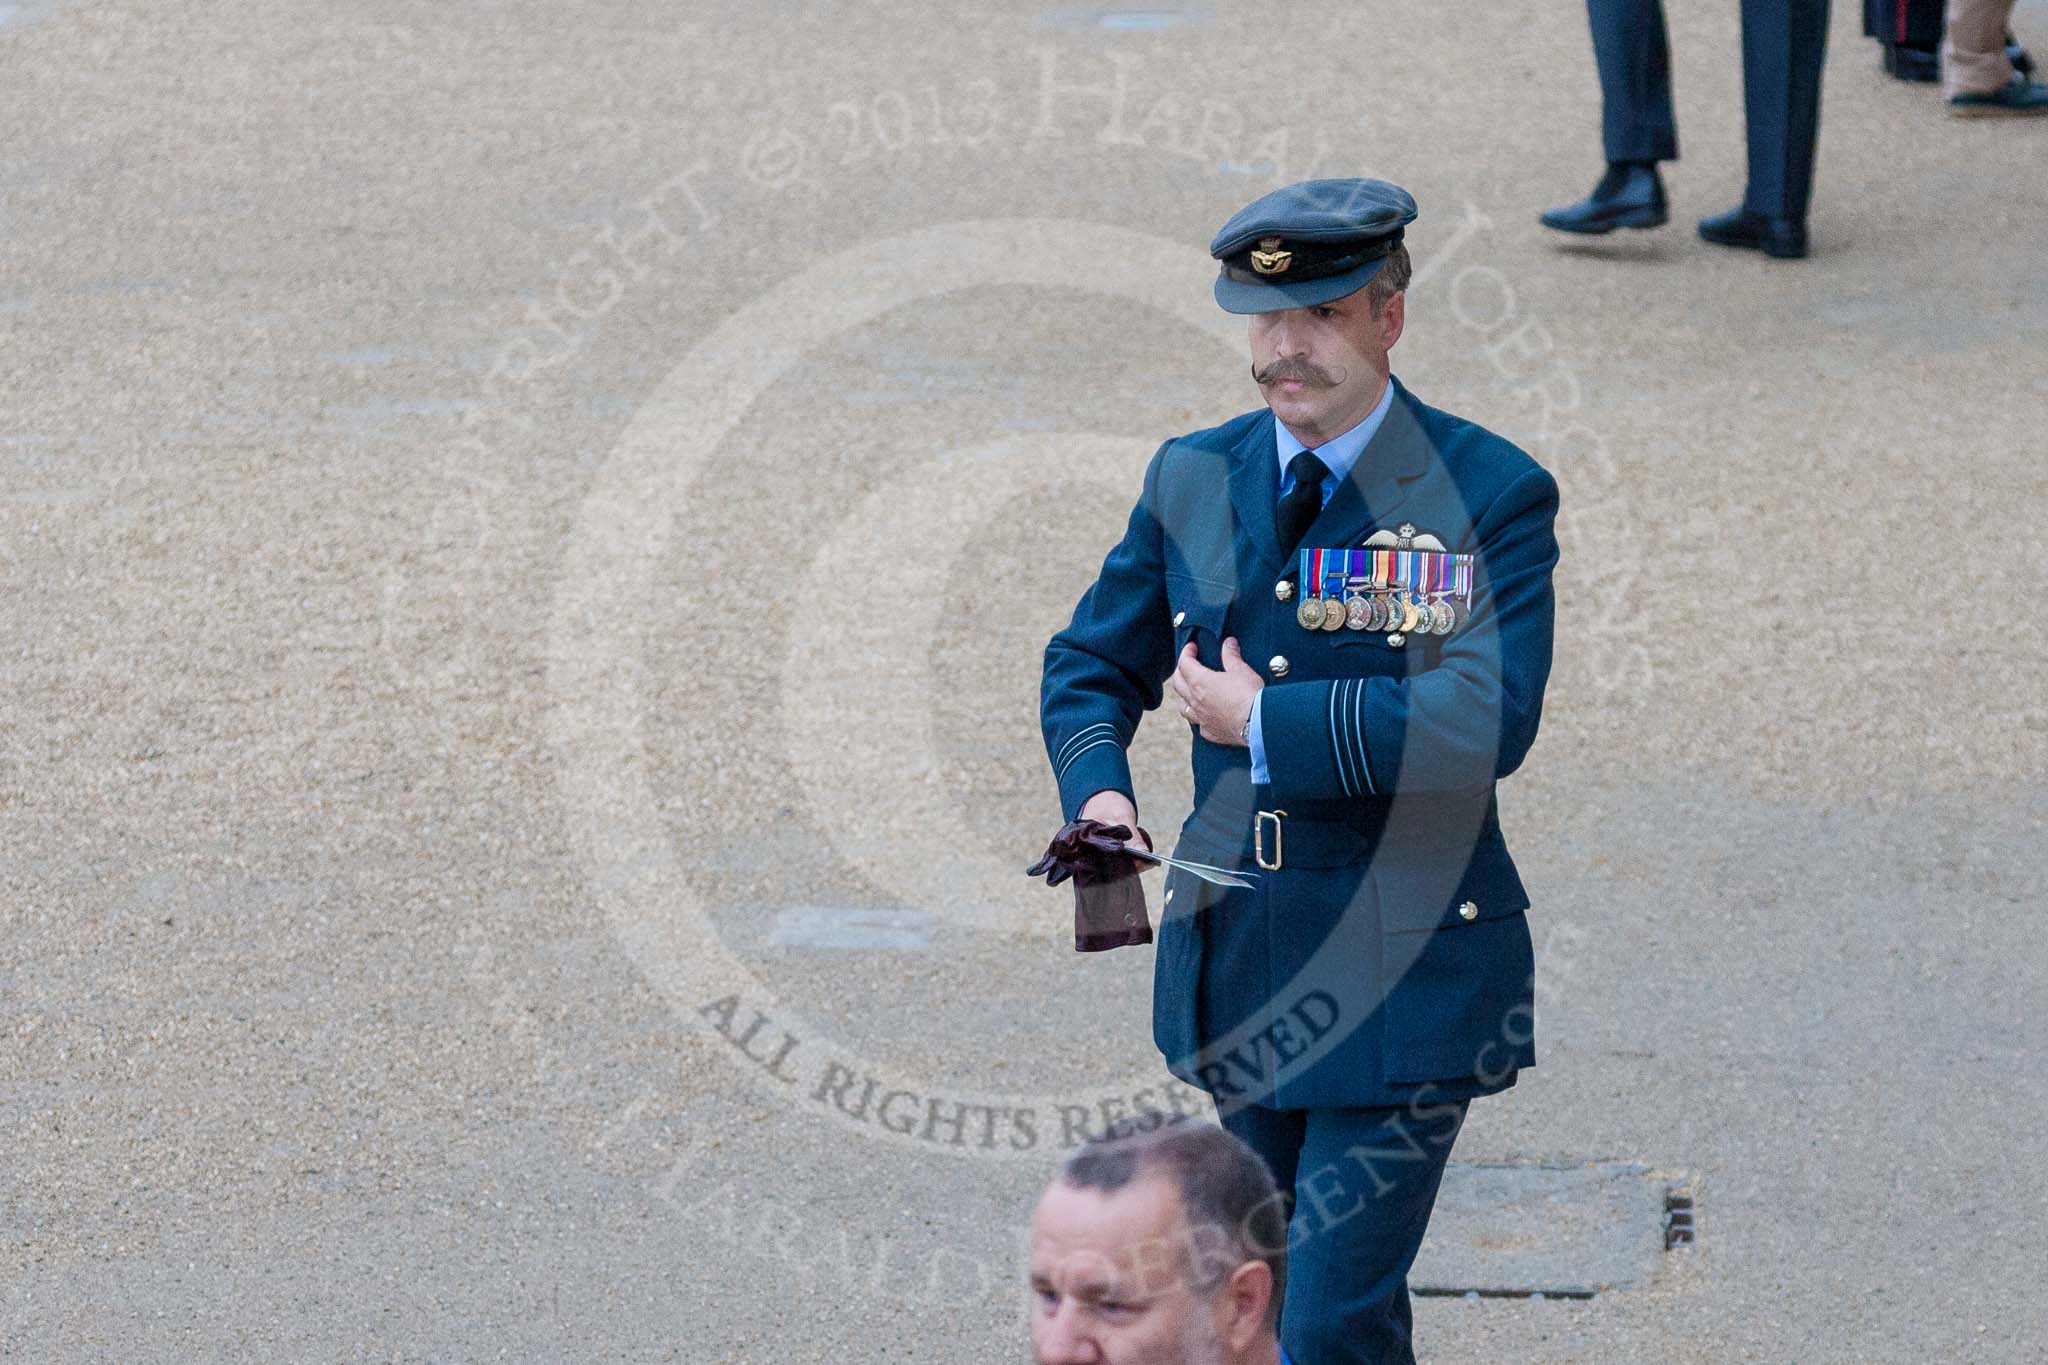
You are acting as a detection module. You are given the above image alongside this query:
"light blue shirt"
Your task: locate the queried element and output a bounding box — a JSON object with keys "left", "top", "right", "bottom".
{"left": 1247, "top": 379, "right": 1397, "bottom": 784}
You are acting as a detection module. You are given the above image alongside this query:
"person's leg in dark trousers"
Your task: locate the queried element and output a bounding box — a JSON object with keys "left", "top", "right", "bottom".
{"left": 1739, "top": 0, "right": 1831, "bottom": 222}
{"left": 1701, "top": 0, "right": 1829, "bottom": 255}
{"left": 1590, "top": 0, "right": 1679, "bottom": 163}
{"left": 1542, "top": 0, "right": 1675, "bottom": 232}
{"left": 1226, "top": 1101, "right": 1468, "bottom": 1365}
{"left": 1216, "top": 1100, "right": 1308, "bottom": 1210}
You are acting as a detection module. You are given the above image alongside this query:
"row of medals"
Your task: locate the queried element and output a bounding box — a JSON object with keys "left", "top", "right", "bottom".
{"left": 1296, "top": 583, "right": 1458, "bottom": 636}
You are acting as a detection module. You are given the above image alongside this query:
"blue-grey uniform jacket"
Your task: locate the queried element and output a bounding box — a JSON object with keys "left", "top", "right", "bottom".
{"left": 1040, "top": 376, "right": 1560, "bottom": 1110}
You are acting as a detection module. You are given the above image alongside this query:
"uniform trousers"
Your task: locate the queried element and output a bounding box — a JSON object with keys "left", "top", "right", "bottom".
{"left": 1590, "top": 0, "right": 1680, "bottom": 162}
{"left": 1943, "top": 0, "right": 2021, "bottom": 95}
{"left": 1586, "top": 0, "right": 1832, "bottom": 219}
{"left": 1219, "top": 1098, "right": 1468, "bottom": 1365}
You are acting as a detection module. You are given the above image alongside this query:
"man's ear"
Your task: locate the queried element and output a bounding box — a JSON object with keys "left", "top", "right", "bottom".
{"left": 1379, "top": 291, "right": 1405, "bottom": 353}
{"left": 1217, "top": 1259, "right": 1275, "bottom": 1351}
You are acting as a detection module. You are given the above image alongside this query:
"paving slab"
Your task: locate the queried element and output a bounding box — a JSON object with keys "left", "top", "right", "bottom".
{"left": 1412, "top": 1162, "right": 1679, "bottom": 1299}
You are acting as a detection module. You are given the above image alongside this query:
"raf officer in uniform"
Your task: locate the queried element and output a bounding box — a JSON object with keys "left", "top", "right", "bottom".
{"left": 1040, "top": 180, "right": 1560, "bottom": 1365}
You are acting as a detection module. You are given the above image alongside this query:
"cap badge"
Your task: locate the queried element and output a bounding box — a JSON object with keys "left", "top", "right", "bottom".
{"left": 1249, "top": 237, "right": 1292, "bottom": 275}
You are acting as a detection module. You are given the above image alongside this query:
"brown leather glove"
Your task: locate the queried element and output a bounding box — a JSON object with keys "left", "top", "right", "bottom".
{"left": 1025, "top": 819, "right": 1154, "bottom": 952}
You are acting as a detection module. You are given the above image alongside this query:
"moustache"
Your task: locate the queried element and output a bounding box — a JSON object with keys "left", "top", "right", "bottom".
{"left": 1251, "top": 358, "right": 1343, "bottom": 388}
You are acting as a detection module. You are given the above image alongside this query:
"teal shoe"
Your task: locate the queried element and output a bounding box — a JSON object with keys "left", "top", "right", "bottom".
{"left": 1948, "top": 75, "right": 2048, "bottom": 116}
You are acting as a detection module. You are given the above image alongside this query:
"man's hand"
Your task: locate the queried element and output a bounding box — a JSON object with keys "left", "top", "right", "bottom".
{"left": 1078, "top": 790, "right": 1153, "bottom": 859}
{"left": 1169, "top": 637, "right": 1263, "bottom": 746}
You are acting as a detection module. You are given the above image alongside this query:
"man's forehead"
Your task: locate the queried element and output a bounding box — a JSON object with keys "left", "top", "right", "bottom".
{"left": 1030, "top": 1174, "right": 1186, "bottom": 1281}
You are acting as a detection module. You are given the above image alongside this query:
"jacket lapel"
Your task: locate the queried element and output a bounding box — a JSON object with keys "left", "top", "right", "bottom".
{"left": 1299, "top": 377, "right": 1435, "bottom": 550}
{"left": 1225, "top": 408, "right": 1284, "bottom": 573}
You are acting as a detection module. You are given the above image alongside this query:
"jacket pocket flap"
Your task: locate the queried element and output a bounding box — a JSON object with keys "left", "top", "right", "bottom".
{"left": 1379, "top": 864, "right": 1531, "bottom": 933}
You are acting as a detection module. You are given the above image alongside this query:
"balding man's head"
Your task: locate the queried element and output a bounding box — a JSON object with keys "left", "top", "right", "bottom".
{"left": 1028, "top": 1121, "right": 1288, "bottom": 1365}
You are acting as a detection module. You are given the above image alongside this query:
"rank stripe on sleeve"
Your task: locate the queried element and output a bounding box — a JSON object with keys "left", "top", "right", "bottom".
{"left": 1326, "top": 677, "right": 1374, "bottom": 798}
{"left": 1054, "top": 722, "right": 1119, "bottom": 779}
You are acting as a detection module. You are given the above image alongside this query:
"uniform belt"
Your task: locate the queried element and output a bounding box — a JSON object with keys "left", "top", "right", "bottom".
{"left": 1177, "top": 807, "right": 1376, "bottom": 872}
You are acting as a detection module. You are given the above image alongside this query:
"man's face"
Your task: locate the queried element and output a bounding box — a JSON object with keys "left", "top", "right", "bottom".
{"left": 1247, "top": 285, "right": 1404, "bottom": 444}
{"left": 1027, "top": 1176, "right": 1237, "bottom": 1365}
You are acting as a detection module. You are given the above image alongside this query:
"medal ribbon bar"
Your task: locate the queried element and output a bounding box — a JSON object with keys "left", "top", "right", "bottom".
{"left": 1299, "top": 548, "right": 1475, "bottom": 602}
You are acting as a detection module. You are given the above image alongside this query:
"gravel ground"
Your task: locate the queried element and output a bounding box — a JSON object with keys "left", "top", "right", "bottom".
{"left": 4, "top": 1, "right": 2045, "bottom": 1360}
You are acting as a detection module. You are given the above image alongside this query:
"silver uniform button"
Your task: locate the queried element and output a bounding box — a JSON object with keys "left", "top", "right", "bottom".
{"left": 1386, "top": 632, "right": 1405, "bottom": 648}
{"left": 1274, "top": 579, "right": 1294, "bottom": 602}
{"left": 1458, "top": 900, "right": 1479, "bottom": 921}
{"left": 1173, "top": 610, "right": 1187, "bottom": 626}
{"left": 1268, "top": 654, "right": 1290, "bottom": 677}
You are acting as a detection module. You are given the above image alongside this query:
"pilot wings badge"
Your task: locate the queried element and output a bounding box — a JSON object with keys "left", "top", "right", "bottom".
{"left": 1362, "top": 524, "right": 1448, "bottom": 552}
{"left": 1249, "top": 237, "right": 1292, "bottom": 275}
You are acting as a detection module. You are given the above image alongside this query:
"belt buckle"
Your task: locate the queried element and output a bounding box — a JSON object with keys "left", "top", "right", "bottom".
{"left": 1254, "top": 808, "right": 1287, "bottom": 871}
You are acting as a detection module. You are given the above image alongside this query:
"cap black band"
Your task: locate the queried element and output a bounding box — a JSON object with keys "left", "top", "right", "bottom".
{"left": 1219, "top": 231, "right": 1401, "bottom": 286}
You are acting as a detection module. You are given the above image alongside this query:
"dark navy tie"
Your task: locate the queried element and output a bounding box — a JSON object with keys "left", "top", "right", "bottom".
{"left": 1276, "top": 450, "right": 1329, "bottom": 556}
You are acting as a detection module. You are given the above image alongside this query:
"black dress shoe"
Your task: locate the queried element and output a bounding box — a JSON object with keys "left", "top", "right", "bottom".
{"left": 1696, "top": 207, "right": 1808, "bottom": 259}
{"left": 1881, "top": 42, "right": 1941, "bottom": 83}
{"left": 1539, "top": 163, "right": 1668, "bottom": 235}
